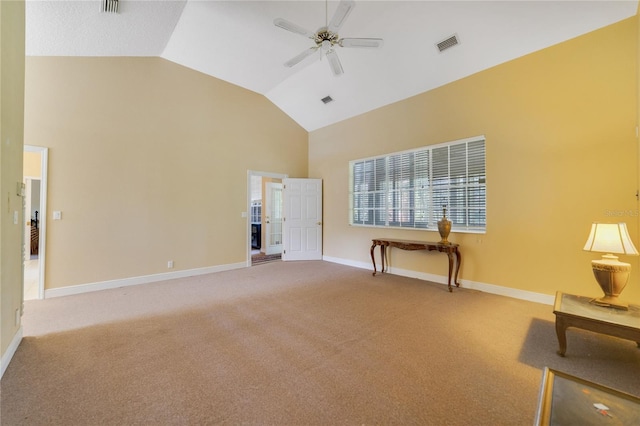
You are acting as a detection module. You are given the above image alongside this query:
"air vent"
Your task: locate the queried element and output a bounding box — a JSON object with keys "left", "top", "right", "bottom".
{"left": 436, "top": 34, "right": 459, "bottom": 52}
{"left": 101, "top": 0, "right": 119, "bottom": 13}
{"left": 321, "top": 96, "right": 333, "bottom": 104}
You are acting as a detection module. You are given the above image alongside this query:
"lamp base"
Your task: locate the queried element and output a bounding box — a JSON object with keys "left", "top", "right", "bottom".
{"left": 590, "top": 257, "right": 631, "bottom": 311}
{"left": 590, "top": 295, "right": 629, "bottom": 310}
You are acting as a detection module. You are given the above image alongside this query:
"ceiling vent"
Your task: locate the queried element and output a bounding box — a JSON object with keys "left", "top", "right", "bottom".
{"left": 321, "top": 96, "right": 334, "bottom": 104}
{"left": 101, "top": 0, "right": 119, "bottom": 14}
{"left": 436, "top": 34, "right": 459, "bottom": 52}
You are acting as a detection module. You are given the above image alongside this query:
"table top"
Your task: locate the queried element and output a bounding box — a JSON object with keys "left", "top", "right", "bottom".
{"left": 553, "top": 292, "right": 640, "bottom": 330}
{"left": 372, "top": 238, "right": 459, "bottom": 248}
{"left": 535, "top": 368, "right": 640, "bottom": 425}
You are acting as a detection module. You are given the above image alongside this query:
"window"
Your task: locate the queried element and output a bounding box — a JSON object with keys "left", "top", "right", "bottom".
{"left": 250, "top": 201, "right": 262, "bottom": 224}
{"left": 349, "top": 136, "right": 486, "bottom": 232}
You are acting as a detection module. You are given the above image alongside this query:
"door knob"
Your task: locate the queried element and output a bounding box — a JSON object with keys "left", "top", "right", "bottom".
{"left": 317, "top": 222, "right": 322, "bottom": 225}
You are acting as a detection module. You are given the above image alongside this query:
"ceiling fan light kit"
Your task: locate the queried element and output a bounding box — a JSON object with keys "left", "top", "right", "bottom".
{"left": 274, "top": 0, "right": 383, "bottom": 76}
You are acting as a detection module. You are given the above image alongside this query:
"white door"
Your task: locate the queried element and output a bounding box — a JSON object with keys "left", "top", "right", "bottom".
{"left": 282, "top": 178, "right": 322, "bottom": 261}
{"left": 264, "top": 182, "right": 283, "bottom": 255}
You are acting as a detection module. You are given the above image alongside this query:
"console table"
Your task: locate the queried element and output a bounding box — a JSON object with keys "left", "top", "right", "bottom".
{"left": 370, "top": 238, "right": 461, "bottom": 292}
{"left": 553, "top": 292, "right": 640, "bottom": 357}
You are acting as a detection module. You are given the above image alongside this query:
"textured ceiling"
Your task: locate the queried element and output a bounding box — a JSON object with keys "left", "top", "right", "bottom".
{"left": 26, "top": 1, "right": 639, "bottom": 131}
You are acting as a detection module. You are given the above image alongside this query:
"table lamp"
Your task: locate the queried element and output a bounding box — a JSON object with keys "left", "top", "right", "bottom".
{"left": 583, "top": 222, "right": 638, "bottom": 310}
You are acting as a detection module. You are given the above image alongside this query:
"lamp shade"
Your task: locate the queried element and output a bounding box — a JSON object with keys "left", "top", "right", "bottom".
{"left": 583, "top": 223, "right": 639, "bottom": 255}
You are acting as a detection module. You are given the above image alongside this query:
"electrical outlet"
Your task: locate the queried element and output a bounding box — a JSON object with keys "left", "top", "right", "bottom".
{"left": 15, "top": 308, "right": 20, "bottom": 326}
{"left": 167, "top": 260, "right": 174, "bottom": 269}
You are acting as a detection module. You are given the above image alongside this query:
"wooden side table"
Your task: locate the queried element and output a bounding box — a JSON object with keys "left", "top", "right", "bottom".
{"left": 553, "top": 292, "right": 640, "bottom": 357}
{"left": 535, "top": 367, "right": 640, "bottom": 425}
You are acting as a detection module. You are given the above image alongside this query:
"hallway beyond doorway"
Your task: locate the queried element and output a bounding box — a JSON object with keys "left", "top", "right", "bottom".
{"left": 24, "top": 256, "right": 39, "bottom": 300}
{"left": 251, "top": 250, "right": 281, "bottom": 265}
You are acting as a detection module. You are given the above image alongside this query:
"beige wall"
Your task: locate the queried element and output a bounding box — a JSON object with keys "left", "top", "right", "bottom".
{"left": 23, "top": 151, "right": 41, "bottom": 178}
{"left": 1, "top": 0, "right": 25, "bottom": 358}
{"left": 25, "top": 57, "right": 308, "bottom": 290}
{"left": 310, "top": 17, "right": 640, "bottom": 302}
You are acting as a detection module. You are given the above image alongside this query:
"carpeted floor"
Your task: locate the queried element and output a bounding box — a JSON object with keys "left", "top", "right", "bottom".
{"left": 1, "top": 261, "right": 639, "bottom": 425}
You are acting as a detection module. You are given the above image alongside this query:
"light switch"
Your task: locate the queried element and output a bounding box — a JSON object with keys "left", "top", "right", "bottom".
{"left": 53, "top": 211, "right": 62, "bottom": 220}
{"left": 13, "top": 211, "right": 18, "bottom": 225}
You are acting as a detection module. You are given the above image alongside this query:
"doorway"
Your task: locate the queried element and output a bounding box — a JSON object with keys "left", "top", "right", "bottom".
{"left": 23, "top": 177, "right": 40, "bottom": 300}
{"left": 23, "top": 145, "right": 48, "bottom": 300}
{"left": 247, "top": 171, "right": 287, "bottom": 266}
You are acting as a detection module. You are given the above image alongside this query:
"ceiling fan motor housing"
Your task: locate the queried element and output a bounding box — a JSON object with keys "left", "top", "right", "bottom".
{"left": 314, "top": 28, "right": 340, "bottom": 47}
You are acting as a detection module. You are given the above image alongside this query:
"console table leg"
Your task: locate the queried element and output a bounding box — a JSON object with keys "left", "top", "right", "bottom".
{"left": 446, "top": 252, "right": 454, "bottom": 292}
{"left": 381, "top": 245, "right": 386, "bottom": 273}
{"left": 454, "top": 249, "right": 461, "bottom": 287}
{"left": 370, "top": 244, "right": 377, "bottom": 276}
{"left": 555, "top": 318, "right": 567, "bottom": 357}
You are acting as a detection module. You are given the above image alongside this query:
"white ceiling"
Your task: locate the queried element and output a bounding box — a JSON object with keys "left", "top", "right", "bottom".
{"left": 26, "top": 0, "right": 639, "bottom": 131}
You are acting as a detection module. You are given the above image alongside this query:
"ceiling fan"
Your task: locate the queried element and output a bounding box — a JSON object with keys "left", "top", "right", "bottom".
{"left": 274, "top": 0, "right": 383, "bottom": 76}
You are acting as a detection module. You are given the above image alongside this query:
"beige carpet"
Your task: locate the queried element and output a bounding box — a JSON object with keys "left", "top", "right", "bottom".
{"left": 1, "top": 261, "right": 639, "bottom": 425}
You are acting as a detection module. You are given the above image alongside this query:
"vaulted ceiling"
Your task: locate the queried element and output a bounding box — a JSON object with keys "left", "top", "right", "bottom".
{"left": 26, "top": 1, "right": 638, "bottom": 131}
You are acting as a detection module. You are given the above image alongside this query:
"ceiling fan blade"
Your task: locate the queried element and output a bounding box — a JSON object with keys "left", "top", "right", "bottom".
{"left": 274, "top": 18, "right": 315, "bottom": 39}
{"left": 328, "top": 0, "right": 355, "bottom": 33}
{"left": 326, "top": 50, "right": 344, "bottom": 76}
{"left": 340, "top": 38, "right": 384, "bottom": 49}
{"left": 284, "top": 46, "right": 320, "bottom": 68}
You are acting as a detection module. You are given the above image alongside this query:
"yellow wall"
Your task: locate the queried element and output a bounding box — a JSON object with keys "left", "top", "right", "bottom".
{"left": 25, "top": 57, "right": 308, "bottom": 290}
{"left": 310, "top": 17, "right": 640, "bottom": 302}
{"left": 0, "top": 0, "right": 25, "bottom": 357}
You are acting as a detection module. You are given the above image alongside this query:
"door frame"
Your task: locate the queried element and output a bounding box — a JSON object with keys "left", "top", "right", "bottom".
{"left": 246, "top": 170, "right": 288, "bottom": 266}
{"left": 24, "top": 145, "right": 48, "bottom": 300}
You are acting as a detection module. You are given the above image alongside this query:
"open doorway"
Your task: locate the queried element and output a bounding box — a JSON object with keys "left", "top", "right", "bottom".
{"left": 23, "top": 177, "right": 40, "bottom": 299}
{"left": 23, "top": 145, "right": 48, "bottom": 300}
{"left": 247, "top": 171, "right": 287, "bottom": 266}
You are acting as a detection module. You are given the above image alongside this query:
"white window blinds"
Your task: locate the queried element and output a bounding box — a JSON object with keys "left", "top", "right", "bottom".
{"left": 349, "top": 136, "right": 486, "bottom": 232}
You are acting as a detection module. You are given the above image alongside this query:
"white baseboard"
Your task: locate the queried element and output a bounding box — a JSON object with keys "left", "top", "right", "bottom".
{"left": 45, "top": 262, "right": 247, "bottom": 298}
{"left": 1, "top": 326, "right": 23, "bottom": 380}
{"left": 322, "top": 255, "right": 555, "bottom": 306}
